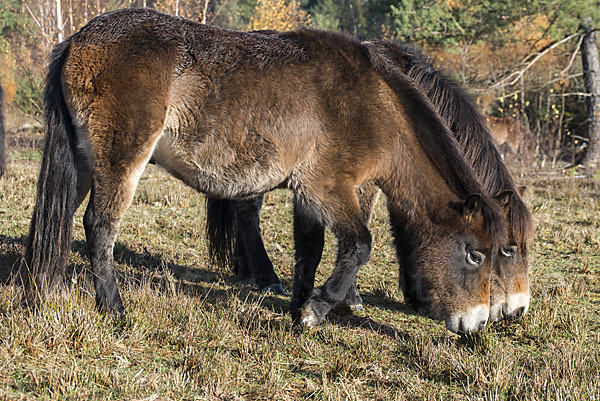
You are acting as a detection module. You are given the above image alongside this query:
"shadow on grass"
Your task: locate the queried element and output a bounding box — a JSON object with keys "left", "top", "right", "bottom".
{"left": 0, "top": 234, "right": 440, "bottom": 341}
{"left": 71, "top": 238, "right": 292, "bottom": 315}
{"left": 327, "top": 304, "right": 413, "bottom": 342}
{"left": 0, "top": 234, "right": 25, "bottom": 284}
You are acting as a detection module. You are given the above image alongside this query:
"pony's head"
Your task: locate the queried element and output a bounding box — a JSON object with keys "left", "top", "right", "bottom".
{"left": 489, "top": 188, "right": 533, "bottom": 322}
{"left": 389, "top": 193, "right": 507, "bottom": 333}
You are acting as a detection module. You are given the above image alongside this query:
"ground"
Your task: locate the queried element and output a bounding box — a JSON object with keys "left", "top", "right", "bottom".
{"left": 0, "top": 131, "right": 598, "bottom": 400}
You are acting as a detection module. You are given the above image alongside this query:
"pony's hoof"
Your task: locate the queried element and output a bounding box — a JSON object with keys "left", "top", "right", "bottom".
{"left": 262, "top": 283, "right": 287, "bottom": 296}
{"left": 300, "top": 305, "right": 320, "bottom": 328}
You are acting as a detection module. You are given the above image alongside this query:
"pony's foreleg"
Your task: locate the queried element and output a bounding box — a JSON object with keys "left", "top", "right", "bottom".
{"left": 293, "top": 187, "right": 372, "bottom": 327}
{"left": 289, "top": 202, "right": 364, "bottom": 312}
{"left": 233, "top": 196, "right": 285, "bottom": 294}
{"left": 343, "top": 181, "right": 381, "bottom": 309}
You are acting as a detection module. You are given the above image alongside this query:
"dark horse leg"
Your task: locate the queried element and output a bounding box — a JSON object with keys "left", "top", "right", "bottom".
{"left": 233, "top": 195, "right": 286, "bottom": 294}
{"left": 234, "top": 183, "right": 380, "bottom": 306}
{"left": 233, "top": 197, "right": 358, "bottom": 303}
{"left": 83, "top": 151, "right": 157, "bottom": 315}
{"left": 81, "top": 99, "right": 165, "bottom": 315}
{"left": 289, "top": 197, "right": 325, "bottom": 321}
{"left": 290, "top": 187, "right": 372, "bottom": 327}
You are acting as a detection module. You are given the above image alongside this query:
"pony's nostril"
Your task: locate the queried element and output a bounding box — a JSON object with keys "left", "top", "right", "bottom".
{"left": 501, "top": 303, "right": 508, "bottom": 318}
{"left": 510, "top": 306, "right": 525, "bottom": 318}
{"left": 477, "top": 320, "right": 487, "bottom": 331}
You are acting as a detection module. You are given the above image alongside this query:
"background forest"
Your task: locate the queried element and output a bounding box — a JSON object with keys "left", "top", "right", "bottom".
{"left": 1, "top": 0, "right": 600, "bottom": 167}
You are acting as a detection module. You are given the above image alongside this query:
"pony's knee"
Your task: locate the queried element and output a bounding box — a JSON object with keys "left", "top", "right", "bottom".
{"left": 355, "top": 230, "right": 372, "bottom": 267}
{"left": 356, "top": 239, "right": 371, "bottom": 266}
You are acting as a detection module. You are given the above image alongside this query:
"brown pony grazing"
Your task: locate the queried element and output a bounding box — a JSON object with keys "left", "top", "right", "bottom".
{"left": 212, "top": 41, "right": 533, "bottom": 323}
{"left": 0, "top": 82, "right": 6, "bottom": 178}
{"left": 23, "top": 8, "right": 508, "bottom": 333}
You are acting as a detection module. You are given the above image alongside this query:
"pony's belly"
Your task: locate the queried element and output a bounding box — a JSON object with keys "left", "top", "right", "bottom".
{"left": 152, "top": 131, "right": 289, "bottom": 198}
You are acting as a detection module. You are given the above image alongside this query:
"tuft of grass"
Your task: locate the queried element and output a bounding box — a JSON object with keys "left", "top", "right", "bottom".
{"left": 0, "top": 140, "right": 599, "bottom": 399}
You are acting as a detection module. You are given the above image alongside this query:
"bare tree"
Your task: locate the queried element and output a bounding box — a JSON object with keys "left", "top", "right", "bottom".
{"left": 581, "top": 20, "right": 600, "bottom": 170}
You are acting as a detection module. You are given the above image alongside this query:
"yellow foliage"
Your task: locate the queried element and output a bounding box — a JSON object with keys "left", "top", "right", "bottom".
{"left": 446, "top": 0, "right": 461, "bottom": 10}
{"left": 422, "top": 13, "right": 574, "bottom": 112}
{"left": 0, "top": 47, "right": 18, "bottom": 103}
{"left": 250, "top": 0, "right": 311, "bottom": 31}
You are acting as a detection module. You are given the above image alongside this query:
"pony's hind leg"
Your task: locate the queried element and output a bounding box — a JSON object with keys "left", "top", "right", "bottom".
{"left": 83, "top": 153, "right": 154, "bottom": 314}
{"left": 233, "top": 196, "right": 286, "bottom": 294}
{"left": 81, "top": 114, "right": 165, "bottom": 315}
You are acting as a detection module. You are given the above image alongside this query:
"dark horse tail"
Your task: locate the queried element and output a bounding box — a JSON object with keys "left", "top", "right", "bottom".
{"left": 0, "top": 82, "right": 6, "bottom": 178}
{"left": 21, "top": 39, "right": 79, "bottom": 304}
{"left": 205, "top": 197, "right": 236, "bottom": 269}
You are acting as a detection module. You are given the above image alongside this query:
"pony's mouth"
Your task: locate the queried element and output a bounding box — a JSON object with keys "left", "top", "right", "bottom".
{"left": 445, "top": 304, "right": 490, "bottom": 333}
{"left": 489, "top": 291, "right": 530, "bottom": 322}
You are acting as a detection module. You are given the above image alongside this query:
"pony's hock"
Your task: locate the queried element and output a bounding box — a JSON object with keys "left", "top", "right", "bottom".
{"left": 24, "top": 8, "right": 512, "bottom": 333}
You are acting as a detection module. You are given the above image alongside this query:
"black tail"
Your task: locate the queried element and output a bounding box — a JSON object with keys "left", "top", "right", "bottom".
{"left": 205, "top": 197, "right": 236, "bottom": 269}
{"left": 21, "top": 39, "right": 79, "bottom": 304}
{"left": 0, "top": 82, "right": 6, "bottom": 178}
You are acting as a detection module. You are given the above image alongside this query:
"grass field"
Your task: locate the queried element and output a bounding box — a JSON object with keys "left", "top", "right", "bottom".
{"left": 0, "top": 135, "right": 599, "bottom": 400}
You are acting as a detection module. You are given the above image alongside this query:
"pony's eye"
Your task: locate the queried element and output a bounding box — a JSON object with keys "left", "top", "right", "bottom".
{"left": 466, "top": 250, "right": 484, "bottom": 266}
{"left": 500, "top": 246, "right": 517, "bottom": 257}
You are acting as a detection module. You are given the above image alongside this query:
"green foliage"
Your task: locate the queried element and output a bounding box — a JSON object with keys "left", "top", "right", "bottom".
{"left": 390, "top": 0, "right": 539, "bottom": 45}
{"left": 0, "top": 0, "right": 25, "bottom": 38}
{"left": 311, "top": 0, "right": 341, "bottom": 30}
{"left": 542, "top": 0, "right": 600, "bottom": 39}
{"left": 309, "top": 0, "right": 369, "bottom": 37}
{"left": 14, "top": 67, "right": 43, "bottom": 117}
{"left": 211, "top": 0, "right": 261, "bottom": 29}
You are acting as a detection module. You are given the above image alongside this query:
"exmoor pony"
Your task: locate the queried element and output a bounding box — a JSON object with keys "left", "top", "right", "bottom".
{"left": 212, "top": 41, "right": 533, "bottom": 326}
{"left": 23, "top": 9, "right": 508, "bottom": 333}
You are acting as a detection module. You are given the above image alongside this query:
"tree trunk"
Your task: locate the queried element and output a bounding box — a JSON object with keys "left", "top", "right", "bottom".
{"left": 56, "top": 0, "right": 63, "bottom": 42}
{"left": 581, "top": 21, "right": 600, "bottom": 170}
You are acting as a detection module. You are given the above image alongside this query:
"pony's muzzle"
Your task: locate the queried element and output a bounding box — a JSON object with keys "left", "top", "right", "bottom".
{"left": 446, "top": 304, "right": 489, "bottom": 333}
{"left": 505, "top": 292, "right": 530, "bottom": 319}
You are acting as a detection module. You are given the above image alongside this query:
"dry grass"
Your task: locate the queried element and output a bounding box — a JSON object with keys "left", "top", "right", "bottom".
{"left": 0, "top": 138, "right": 598, "bottom": 400}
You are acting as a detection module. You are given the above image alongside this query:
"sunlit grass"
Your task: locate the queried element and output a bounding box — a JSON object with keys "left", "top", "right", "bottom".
{"left": 0, "top": 144, "right": 598, "bottom": 400}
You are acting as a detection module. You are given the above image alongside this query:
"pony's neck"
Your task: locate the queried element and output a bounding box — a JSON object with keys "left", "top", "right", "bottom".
{"left": 384, "top": 129, "right": 462, "bottom": 226}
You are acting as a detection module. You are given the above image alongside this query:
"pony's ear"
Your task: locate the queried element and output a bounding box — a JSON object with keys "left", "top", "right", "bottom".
{"left": 495, "top": 190, "right": 514, "bottom": 211}
{"left": 517, "top": 185, "right": 527, "bottom": 196}
{"left": 463, "top": 194, "right": 482, "bottom": 220}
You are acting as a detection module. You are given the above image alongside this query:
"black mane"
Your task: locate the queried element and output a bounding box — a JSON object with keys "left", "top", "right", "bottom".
{"left": 365, "top": 40, "right": 532, "bottom": 247}
{"left": 364, "top": 41, "right": 508, "bottom": 244}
